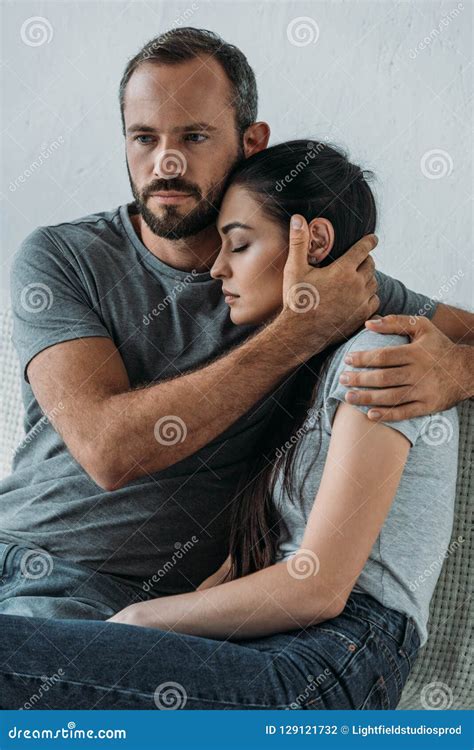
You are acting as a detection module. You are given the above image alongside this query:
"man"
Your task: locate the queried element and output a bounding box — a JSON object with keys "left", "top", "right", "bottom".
{"left": 0, "top": 27, "right": 472, "bottom": 623}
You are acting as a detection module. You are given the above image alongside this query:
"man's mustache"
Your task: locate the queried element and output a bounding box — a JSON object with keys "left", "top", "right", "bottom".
{"left": 143, "top": 180, "right": 201, "bottom": 199}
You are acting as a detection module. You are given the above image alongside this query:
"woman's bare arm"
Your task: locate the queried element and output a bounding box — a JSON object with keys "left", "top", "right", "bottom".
{"left": 108, "top": 402, "right": 410, "bottom": 638}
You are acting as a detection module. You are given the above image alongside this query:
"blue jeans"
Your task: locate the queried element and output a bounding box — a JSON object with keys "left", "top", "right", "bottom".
{"left": 0, "top": 542, "right": 151, "bottom": 619}
{"left": 0, "top": 550, "right": 421, "bottom": 710}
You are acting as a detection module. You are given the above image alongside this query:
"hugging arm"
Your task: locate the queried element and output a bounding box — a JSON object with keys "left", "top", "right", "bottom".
{"left": 21, "top": 221, "right": 378, "bottom": 491}
{"left": 108, "top": 402, "right": 410, "bottom": 638}
{"left": 340, "top": 312, "right": 474, "bottom": 422}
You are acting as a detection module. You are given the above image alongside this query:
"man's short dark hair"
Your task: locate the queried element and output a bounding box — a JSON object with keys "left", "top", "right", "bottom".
{"left": 119, "top": 27, "right": 258, "bottom": 136}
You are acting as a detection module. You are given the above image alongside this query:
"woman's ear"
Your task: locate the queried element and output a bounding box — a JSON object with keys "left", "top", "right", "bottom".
{"left": 307, "top": 218, "right": 335, "bottom": 266}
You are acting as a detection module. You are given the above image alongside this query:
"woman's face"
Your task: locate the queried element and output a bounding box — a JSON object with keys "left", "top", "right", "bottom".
{"left": 211, "top": 186, "right": 288, "bottom": 326}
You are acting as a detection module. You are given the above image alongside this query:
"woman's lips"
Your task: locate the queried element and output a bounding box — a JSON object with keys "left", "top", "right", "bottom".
{"left": 150, "top": 193, "right": 193, "bottom": 205}
{"left": 222, "top": 289, "right": 240, "bottom": 305}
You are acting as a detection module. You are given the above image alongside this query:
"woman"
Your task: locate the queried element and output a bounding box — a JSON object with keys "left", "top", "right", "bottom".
{"left": 1, "top": 142, "right": 459, "bottom": 710}
{"left": 107, "top": 141, "right": 459, "bottom": 709}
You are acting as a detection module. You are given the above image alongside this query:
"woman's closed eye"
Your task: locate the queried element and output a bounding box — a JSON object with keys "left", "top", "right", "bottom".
{"left": 231, "top": 243, "right": 249, "bottom": 253}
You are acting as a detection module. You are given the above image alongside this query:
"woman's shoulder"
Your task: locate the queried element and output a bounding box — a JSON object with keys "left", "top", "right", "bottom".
{"left": 321, "top": 326, "right": 459, "bottom": 447}
{"left": 331, "top": 326, "right": 411, "bottom": 366}
{"left": 322, "top": 327, "right": 410, "bottom": 392}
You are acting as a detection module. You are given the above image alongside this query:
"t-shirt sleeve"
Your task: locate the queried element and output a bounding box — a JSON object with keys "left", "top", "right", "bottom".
{"left": 375, "top": 270, "right": 438, "bottom": 319}
{"left": 323, "top": 329, "right": 431, "bottom": 447}
{"left": 10, "top": 226, "right": 112, "bottom": 384}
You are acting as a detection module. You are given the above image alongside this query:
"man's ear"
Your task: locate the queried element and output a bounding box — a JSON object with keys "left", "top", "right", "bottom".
{"left": 242, "top": 122, "right": 270, "bottom": 158}
{"left": 307, "top": 218, "right": 335, "bottom": 266}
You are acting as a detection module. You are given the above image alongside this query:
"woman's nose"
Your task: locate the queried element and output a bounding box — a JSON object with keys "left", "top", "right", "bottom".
{"left": 210, "top": 254, "right": 229, "bottom": 280}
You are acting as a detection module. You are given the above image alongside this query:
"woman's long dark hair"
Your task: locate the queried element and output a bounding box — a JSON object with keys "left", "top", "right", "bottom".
{"left": 223, "top": 140, "right": 377, "bottom": 581}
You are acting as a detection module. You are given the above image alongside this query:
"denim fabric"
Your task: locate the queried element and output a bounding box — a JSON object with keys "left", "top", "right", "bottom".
{"left": 0, "top": 565, "right": 420, "bottom": 710}
{"left": 0, "top": 542, "right": 148, "bottom": 620}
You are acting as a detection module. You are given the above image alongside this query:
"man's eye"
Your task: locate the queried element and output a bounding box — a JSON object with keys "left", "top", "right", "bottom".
{"left": 232, "top": 244, "right": 249, "bottom": 253}
{"left": 134, "top": 135, "right": 155, "bottom": 144}
{"left": 185, "top": 133, "right": 208, "bottom": 143}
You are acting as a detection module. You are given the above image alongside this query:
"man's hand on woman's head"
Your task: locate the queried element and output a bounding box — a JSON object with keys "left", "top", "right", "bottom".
{"left": 340, "top": 314, "right": 473, "bottom": 421}
{"left": 281, "top": 214, "right": 379, "bottom": 349}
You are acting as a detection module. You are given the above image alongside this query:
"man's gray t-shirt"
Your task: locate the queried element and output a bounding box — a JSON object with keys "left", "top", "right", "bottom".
{"left": 273, "top": 329, "right": 459, "bottom": 647}
{"left": 1, "top": 201, "right": 439, "bottom": 594}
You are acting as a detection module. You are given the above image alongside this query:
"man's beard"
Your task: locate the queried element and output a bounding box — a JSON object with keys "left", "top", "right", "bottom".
{"left": 132, "top": 180, "right": 222, "bottom": 239}
{"left": 127, "top": 149, "right": 244, "bottom": 240}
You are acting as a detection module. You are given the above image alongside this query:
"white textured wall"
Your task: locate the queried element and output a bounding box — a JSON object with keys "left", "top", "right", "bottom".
{"left": 1, "top": 0, "right": 472, "bottom": 309}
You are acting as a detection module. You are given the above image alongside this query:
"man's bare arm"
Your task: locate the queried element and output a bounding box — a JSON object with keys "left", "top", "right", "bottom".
{"left": 27, "top": 221, "right": 378, "bottom": 491}
{"left": 431, "top": 303, "right": 474, "bottom": 345}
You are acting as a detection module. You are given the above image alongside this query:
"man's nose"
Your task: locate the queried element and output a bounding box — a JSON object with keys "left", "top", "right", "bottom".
{"left": 153, "top": 140, "right": 187, "bottom": 179}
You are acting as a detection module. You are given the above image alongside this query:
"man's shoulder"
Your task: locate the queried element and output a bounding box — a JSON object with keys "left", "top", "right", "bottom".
{"left": 40, "top": 204, "right": 124, "bottom": 242}
{"left": 14, "top": 204, "right": 128, "bottom": 268}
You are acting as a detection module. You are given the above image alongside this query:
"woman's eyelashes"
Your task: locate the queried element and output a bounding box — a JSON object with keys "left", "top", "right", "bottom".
{"left": 231, "top": 243, "right": 249, "bottom": 253}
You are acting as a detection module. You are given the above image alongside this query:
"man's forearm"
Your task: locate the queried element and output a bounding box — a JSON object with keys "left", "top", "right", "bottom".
{"left": 453, "top": 344, "right": 474, "bottom": 400}
{"left": 432, "top": 303, "right": 474, "bottom": 345}
{"left": 95, "top": 310, "right": 326, "bottom": 489}
{"left": 89, "top": 226, "right": 379, "bottom": 489}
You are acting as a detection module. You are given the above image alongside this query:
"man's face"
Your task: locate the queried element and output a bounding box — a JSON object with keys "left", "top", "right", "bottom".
{"left": 124, "top": 56, "right": 244, "bottom": 239}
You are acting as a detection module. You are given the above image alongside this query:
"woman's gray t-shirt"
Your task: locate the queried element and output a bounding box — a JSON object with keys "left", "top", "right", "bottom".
{"left": 272, "top": 328, "right": 460, "bottom": 647}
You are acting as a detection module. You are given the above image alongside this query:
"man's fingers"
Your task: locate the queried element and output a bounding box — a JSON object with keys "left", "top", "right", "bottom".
{"left": 366, "top": 403, "right": 426, "bottom": 422}
{"left": 367, "top": 294, "right": 380, "bottom": 317}
{"left": 359, "top": 254, "right": 375, "bottom": 273}
{"left": 339, "top": 365, "right": 414, "bottom": 388}
{"left": 359, "top": 255, "right": 376, "bottom": 284}
{"left": 366, "top": 276, "right": 378, "bottom": 295}
{"left": 344, "top": 344, "right": 410, "bottom": 368}
{"left": 342, "top": 233, "right": 378, "bottom": 269}
{"left": 285, "top": 214, "right": 310, "bottom": 272}
{"left": 345, "top": 385, "right": 417, "bottom": 407}
{"left": 365, "top": 314, "right": 428, "bottom": 337}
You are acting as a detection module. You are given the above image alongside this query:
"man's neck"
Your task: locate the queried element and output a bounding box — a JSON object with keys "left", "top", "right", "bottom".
{"left": 131, "top": 213, "right": 221, "bottom": 273}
